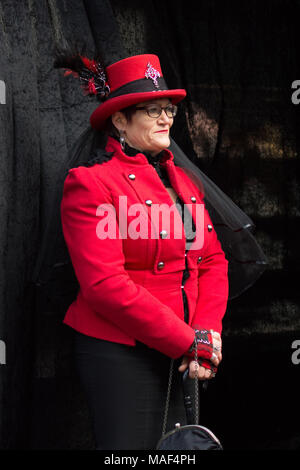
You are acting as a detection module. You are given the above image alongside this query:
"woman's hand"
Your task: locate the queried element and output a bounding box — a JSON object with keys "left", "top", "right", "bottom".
{"left": 178, "top": 331, "right": 222, "bottom": 380}
{"left": 210, "top": 330, "right": 222, "bottom": 365}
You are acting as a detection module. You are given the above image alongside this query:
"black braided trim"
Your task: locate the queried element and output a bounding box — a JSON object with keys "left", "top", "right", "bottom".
{"left": 77, "top": 149, "right": 114, "bottom": 167}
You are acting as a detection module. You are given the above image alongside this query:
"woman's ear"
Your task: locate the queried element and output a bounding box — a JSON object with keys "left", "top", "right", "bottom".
{"left": 111, "top": 111, "right": 127, "bottom": 132}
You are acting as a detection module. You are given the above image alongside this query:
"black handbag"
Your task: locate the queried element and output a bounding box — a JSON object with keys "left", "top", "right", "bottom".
{"left": 156, "top": 352, "right": 223, "bottom": 451}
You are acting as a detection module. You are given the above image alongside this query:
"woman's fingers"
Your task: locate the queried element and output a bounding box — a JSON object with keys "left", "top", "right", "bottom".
{"left": 211, "top": 331, "right": 222, "bottom": 364}
{"left": 179, "top": 358, "right": 212, "bottom": 379}
{"left": 210, "top": 351, "right": 220, "bottom": 366}
{"left": 188, "top": 361, "right": 213, "bottom": 380}
{"left": 178, "top": 356, "right": 189, "bottom": 372}
{"left": 179, "top": 352, "right": 219, "bottom": 380}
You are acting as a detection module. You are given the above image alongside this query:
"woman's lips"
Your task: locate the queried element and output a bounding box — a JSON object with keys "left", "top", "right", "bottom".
{"left": 155, "top": 130, "right": 168, "bottom": 133}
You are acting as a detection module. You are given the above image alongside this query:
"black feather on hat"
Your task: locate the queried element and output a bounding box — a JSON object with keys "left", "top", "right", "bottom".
{"left": 54, "top": 45, "right": 110, "bottom": 101}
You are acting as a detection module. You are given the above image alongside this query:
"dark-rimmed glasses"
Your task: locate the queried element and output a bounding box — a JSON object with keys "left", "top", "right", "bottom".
{"left": 135, "top": 104, "right": 178, "bottom": 118}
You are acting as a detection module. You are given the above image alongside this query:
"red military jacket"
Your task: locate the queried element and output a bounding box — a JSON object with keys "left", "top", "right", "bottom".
{"left": 60, "top": 136, "right": 229, "bottom": 359}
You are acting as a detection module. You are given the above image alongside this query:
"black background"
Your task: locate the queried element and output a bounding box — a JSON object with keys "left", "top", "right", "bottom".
{"left": 0, "top": 0, "right": 299, "bottom": 450}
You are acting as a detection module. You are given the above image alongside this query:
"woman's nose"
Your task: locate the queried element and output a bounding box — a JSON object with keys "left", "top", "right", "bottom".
{"left": 158, "top": 109, "right": 172, "bottom": 124}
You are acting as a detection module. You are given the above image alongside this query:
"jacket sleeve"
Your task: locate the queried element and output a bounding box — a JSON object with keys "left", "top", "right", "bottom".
{"left": 191, "top": 201, "right": 229, "bottom": 335}
{"left": 60, "top": 166, "right": 195, "bottom": 359}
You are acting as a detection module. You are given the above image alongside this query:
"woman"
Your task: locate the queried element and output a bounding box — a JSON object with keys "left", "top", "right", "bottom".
{"left": 59, "top": 53, "right": 229, "bottom": 450}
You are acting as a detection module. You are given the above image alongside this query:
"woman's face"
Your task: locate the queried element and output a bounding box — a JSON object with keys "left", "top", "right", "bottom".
{"left": 112, "top": 98, "right": 174, "bottom": 156}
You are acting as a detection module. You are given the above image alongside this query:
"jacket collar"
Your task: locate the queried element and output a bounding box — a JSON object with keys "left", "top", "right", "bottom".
{"left": 105, "top": 135, "right": 174, "bottom": 167}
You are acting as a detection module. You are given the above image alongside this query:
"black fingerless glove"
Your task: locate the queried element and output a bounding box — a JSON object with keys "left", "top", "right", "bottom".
{"left": 186, "top": 329, "right": 213, "bottom": 360}
{"left": 185, "top": 329, "right": 217, "bottom": 375}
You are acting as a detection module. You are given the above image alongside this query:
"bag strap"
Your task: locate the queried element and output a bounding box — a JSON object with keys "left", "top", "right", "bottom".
{"left": 161, "top": 336, "right": 200, "bottom": 437}
{"left": 161, "top": 358, "right": 174, "bottom": 437}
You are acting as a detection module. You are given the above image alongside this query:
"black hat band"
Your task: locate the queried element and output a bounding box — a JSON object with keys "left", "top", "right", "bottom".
{"left": 105, "top": 77, "right": 168, "bottom": 101}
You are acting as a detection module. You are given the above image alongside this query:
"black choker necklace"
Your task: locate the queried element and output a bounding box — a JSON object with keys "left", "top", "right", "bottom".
{"left": 111, "top": 135, "right": 164, "bottom": 162}
{"left": 123, "top": 141, "right": 164, "bottom": 164}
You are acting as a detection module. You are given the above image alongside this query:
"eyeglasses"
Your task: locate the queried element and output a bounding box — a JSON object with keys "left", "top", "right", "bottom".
{"left": 135, "top": 104, "right": 178, "bottom": 118}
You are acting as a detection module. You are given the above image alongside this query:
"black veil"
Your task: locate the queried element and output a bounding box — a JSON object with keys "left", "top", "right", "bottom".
{"left": 31, "top": 127, "right": 268, "bottom": 315}
{"left": 169, "top": 139, "right": 268, "bottom": 299}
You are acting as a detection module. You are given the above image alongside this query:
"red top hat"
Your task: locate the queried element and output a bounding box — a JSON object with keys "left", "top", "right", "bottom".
{"left": 90, "top": 54, "right": 186, "bottom": 130}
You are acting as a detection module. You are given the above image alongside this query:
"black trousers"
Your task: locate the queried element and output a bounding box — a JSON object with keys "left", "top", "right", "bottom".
{"left": 73, "top": 330, "right": 189, "bottom": 450}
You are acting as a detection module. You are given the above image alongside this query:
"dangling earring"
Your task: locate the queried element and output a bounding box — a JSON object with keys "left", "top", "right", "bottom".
{"left": 119, "top": 130, "right": 125, "bottom": 151}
